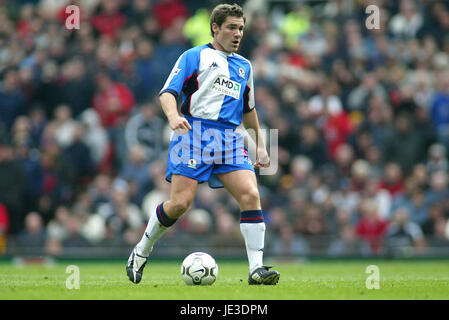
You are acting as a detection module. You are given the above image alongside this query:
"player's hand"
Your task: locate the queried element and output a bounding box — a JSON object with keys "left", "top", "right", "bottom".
{"left": 169, "top": 115, "right": 192, "bottom": 135}
{"left": 254, "top": 147, "right": 270, "bottom": 169}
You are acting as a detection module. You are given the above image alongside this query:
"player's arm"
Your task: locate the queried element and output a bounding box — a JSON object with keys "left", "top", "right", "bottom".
{"left": 159, "top": 49, "right": 198, "bottom": 134}
{"left": 159, "top": 92, "right": 191, "bottom": 133}
{"left": 242, "top": 109, "right": 269, "bottom": 168}
{"left": 241, "top": 61, "right": 269, "bottom": 168}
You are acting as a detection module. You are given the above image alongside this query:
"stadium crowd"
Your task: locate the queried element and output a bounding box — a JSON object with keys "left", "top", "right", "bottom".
{"left": 1, "top": 0, "right": 449, "bottom": 257}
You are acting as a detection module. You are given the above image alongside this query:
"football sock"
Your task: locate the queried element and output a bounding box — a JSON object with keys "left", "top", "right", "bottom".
{"left": 136, "top": 202, "right": 176, "bottom": 257}
{"left": 240, "top": 210, "right": 265, "bottom": 273}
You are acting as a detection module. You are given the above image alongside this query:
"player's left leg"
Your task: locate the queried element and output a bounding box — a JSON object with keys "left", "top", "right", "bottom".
{"left": 217, "top": 169, "right": 280, "bottom": 285}
{"left": 127, "top": 174, "right": 199, "bottom": 284}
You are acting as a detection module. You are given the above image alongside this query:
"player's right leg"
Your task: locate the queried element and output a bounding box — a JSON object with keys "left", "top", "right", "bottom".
{"left": 216, "top": 169, "right": 280, "bottom": 285}
{"left": 127, "top": 174, "right": 198, "bottom": 284}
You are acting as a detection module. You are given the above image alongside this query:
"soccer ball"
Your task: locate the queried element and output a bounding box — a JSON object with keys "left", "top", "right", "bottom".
{"left": 181, "top": 252, "right": 218, "bottom": 285}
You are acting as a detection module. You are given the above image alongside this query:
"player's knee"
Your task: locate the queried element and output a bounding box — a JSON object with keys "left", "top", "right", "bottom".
{"left": 170, "top": 199, "right": 192, "bottom": 217}
{"left": 239, "top": 188, "right": 260, "bottom": 208}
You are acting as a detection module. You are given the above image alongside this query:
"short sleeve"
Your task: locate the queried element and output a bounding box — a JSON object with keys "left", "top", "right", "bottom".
{"left": 159, "top": 49, "right": 199, "bottom": 97}
{"left": 243, "top": 62, "right": 255, "bottom": 113}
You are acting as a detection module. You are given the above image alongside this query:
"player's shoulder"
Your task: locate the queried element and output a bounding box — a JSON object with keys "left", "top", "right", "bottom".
{"left": 231, "top": 52, "right": 252, "bottom": 68}
{"left": 182, "top": 44, "right": 211, "bottom": 57}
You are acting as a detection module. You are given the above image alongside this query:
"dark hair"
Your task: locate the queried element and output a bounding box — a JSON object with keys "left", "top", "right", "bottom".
{"left": 210, "top": 3, "right": 245, "bottom": 37}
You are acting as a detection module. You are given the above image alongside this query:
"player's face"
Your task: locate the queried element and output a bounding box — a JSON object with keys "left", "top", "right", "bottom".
{"left": 213, "top": 16, "right": 244, "bottom": 53}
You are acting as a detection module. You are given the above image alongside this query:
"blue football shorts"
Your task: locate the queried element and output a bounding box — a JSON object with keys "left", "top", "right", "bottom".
{"left": 165, "top": 115, "right": 254, "bottom": 188}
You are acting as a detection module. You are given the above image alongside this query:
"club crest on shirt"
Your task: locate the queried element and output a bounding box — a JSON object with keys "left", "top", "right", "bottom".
{"left": 238, "top": 67, "right": 245, "bottom": 79}
{"left": 187, "top": 158, "right": 197, "bottom": 169}
{"left": 241, "top": 147, "right": 252, "bottom": 165}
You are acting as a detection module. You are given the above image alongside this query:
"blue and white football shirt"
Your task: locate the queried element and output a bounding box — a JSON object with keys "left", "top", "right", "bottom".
{"left": 160, "top": 43, "right": 256, "bottom": 188}
{"left": 160, "top": 43, "right": 255, "bottom": 126}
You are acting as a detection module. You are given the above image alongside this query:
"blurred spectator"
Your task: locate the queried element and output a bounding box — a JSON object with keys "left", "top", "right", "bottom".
{"left": 153, "top": 0, "right": 189, "bottom": 29}
{"left": 213, "top": 204, "right": 240, "bottom": 238}
{"left": 60, "top": 58, "right": 95, "bottom": 118}
{"left": 421, "top": 203, "right": 446, "bottom": 238}
{"left": 429, "top": 69, "right": 449, "bottom": 148}
{"left": 92, "top": 71, "right": 136, "bottom": 129}
{"left": 141, "top": 169, "right": 170, "bottom": 220}
{"left": 355, "top": 199, "right": 389, "bottom": 255}
{"left": 308, "top": 80, "right": 343, "bottom": 117}
{"left": 15, "top": 143, "right": 44, "bottom": 213}
{"left": 294, "top": 122, "right": 329, "bottom": 169}
{"left": 0, "top": 143, "right": 27, "bottom": 234}
{"left": 294, "top": 204, "right": 327, "bottom": 236}
{"left": 426, "top": 143, "right": 448, "bottom": 174}
{"left": 128, "top": 0, "right": 152, "bottom": 27}
{"left": 405, "top": 188, "right": 430, "bottom": 226}
{"left": 88, "top": 174, "right": 112, "bottom": 211}
{"left": 360, "top": 101, "right": 394, "bottom": 150}
{"left": 411, "top": 163, "right": 429, "bottom": 191}
{"left": 79, "top": 108, "right": 109, "bottom": 167}
{"left": 348, "top": 128, "right": 374, "bottom": 160}
{"left": 328, "top": 224, "right": 361, "bottom": 257}
{"left": 268, "top": 206, "right": 308, "bottom": 256}
{"left": 80, "top": 212, "right": 106, "bottom": 245}
{"left": 186, "top": 208, "right": 212, "bottom": 234}
{"left": 294, "top": 204, "right": 327, "bottom": 251}
{"left": 332, "top": 143, "right": 355, "bottom": 179}
{"left": 62, "top": 214, "right": 91, "bottom": 248}
{"left": 183, "top": 8, "right": 212, "bottom": 47}
{"left": 91, "top": 0, "right": 127, "bottom": 39}
{"left": 347, "top": 72, "right": 387, "bottom": 113}
{"left": 364, "top": 145, "right": 383, "bottom": 179}
{"left": 425, "top": 170, "right": 449, "bottom": 204}
{"left": 59, "top": 122, "right": 94, "bottom": 190}
{"left": 379, "top": 162, "right": 404, "bottom": 197}
{"left": 46, "top": 205, "right": 70, "bottom": 245}
{"left": 35, "top": 61, "right": 61, "bottom": 119}
{"left": 361, "top": 178, "right": 392, "bottom": 220}
{"left": 386, "top": 207, "right": 426, "bottom": 255}
{"left": 320, "top": 97, "right": 354, "bottom": 160}
{"left": 133, "top": 38, "right": 158, "bottom": 100}
{"left": 384, "top": 113, "right": 427, "bottom": 174}
{"left": 11, "top": 116, "right": 32, "bottom": 148}
{"left": 17, "top": 212, "right": 46, "bottom": 250}
{"left": 413, "top": 106, "right": 437, "bottom": 151}
{"left": 28, "top": 107, "right": 47, "bottom": 149}
{"left": 350, "top": 159, "right": 371, "bottom": 192}
{"left": 0, "top": 203, "right": 9, "bottom": 254}
{"left": 279, "top": 3, "right": 311, "bottom": 50}
{"left": 389, "top": 0, "right": 424, "bottom": 39}
{"left": 124, "top": 102, "right": 164, "bottom": 162}
{"left": 0, "top": 68, "right": 27, "bottom": 130}
{"left": 432, "top": 218, "right": 449, "bottom": 247}
{"left": 332, "top": 179, "right": 359, "bottom": 216}
{"left": 150, "top": 25, "right": 190, "bottom": 92}
{"left": 38, "top": 146, "right": 65, "bottom": 220}
{"left": 52, "top": 104, "right": 77, "bottom": 148}
{"left": 119, "top": 144, "right": 150, "bottom": 204}
{"left": 97, "top": 178, "right": 143, "bottom": 245}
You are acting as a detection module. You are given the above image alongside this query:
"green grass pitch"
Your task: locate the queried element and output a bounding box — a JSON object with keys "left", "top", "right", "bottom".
{"left": 1, "top": 259, "right": 448, "bottom": 300}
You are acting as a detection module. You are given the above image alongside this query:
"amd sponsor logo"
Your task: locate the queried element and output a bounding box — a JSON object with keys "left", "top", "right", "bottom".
{"left": 211, "top": 76, "right": 241, "bottom": 99}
